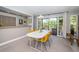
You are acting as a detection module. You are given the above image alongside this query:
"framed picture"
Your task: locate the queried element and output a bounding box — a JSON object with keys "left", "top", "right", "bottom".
{"left": 24, "top": 21, "right": 26, "bottom": 23}
{"left": 19, "top": 19, "right": 23, "bottom": 24}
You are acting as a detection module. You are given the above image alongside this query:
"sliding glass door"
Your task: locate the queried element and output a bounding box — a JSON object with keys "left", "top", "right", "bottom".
{"left": 49, "top": 18, "right": 57, "bottom": 30}
{"left": 70, "top": 15, "right": 77, "bottom": 36}
{"left": 38, "top": 16, "right": 63, "bottom": 36}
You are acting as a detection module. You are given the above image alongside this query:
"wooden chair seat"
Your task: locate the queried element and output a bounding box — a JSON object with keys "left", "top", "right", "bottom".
{"left": 66, "top": 33, "right": 74, "bottom": 45}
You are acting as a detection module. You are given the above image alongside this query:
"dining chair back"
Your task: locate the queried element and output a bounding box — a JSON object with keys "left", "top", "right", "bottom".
{"left": 36, "top": 32, "right": 51, "bottom": 51}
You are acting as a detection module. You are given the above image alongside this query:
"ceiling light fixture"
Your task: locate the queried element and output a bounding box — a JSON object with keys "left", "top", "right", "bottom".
{"left": 37, "top": 15, "right": 44, "bottom": 19}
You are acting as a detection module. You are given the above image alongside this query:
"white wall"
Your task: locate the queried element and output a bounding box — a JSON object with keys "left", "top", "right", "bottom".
{"left": 14, "top": 16, "right": 27, "bottom": 26}
{"left": 63, "top": 12, "right": 69, "bottom": 38}
{"left": 69, "top": 10, "right": 79, "bottom": 15}
{"left": 16, "top": 16, "right": 23, "bottom": 26}
{"left": 32, "top": 15, "right": 38, "bottom": 30}
{"left": 0, "top": 27, "right": 29, "bottom": 43}
{"left": 0, "top": 12, "right": 16, "bottom": 17}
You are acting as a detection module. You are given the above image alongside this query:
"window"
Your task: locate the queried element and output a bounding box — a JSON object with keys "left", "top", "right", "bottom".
{"left": 49, "top": 18, "right": 57, "bottom": 29}
{"left": 70, "top": 15, "right": 77, "bottom": 33}
{"left": 43, "top": 19, "right": 48, "bottom": 29}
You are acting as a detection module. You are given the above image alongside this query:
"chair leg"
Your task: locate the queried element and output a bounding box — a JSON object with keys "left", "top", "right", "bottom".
{"left": 36, "top": 41, "right": 41, "bottom": 50}
{"left": 46, "top": 38, "right": 52, "bottom": 48}
{"left": 48, "top": 40, "right": 51, "bottom": 48}
{"left": 28, "top": 40, "right": 30, "bottom": 46}
{"left": 42, "top": 42, "right": 47, "bottom": 51}
{"left": 48, "top": 36, "right": 52, "bottom": 48}
{"left": 33, "top": 40, "right": 37, "bottom": 48}
{"left": 29, "top": 39, "right": 33, "bottom": 46}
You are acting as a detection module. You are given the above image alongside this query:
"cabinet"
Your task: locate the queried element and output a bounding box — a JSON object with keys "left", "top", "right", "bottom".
{"left": 0, "top": 15, "right": 16, "bottom": 27}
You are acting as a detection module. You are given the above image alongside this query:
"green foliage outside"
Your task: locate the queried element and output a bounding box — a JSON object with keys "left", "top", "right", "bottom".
{"left": 70, "top": 16, "right": 77, "bottom": 32}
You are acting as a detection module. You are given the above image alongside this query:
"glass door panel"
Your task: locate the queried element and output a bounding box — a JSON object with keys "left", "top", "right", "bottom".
{"left": 58, "top": 16, "right": 63, "bottom": 36}
{"left": 70, "top": 15, "right": 77, "bottom": 36}
{"left": 37, "top": 16, "right": 63, "bottom": 36}
{"left": 43, "top": 19, "right": 49, "bottom": 29}
{"left": 49, "top": 18, "right": 57, "bottom": 35}
{"left": 38, "top": 19, "right": 43, "bottom": 30}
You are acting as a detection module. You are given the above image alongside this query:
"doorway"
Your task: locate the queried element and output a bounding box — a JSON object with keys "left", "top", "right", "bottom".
{"left": 70, "top": 15, "right": 78, "bottom": 36}
{"left": 57, "top": 16, "right": 63, "bottom": 36}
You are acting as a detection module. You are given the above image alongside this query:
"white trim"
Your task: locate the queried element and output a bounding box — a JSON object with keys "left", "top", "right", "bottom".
{"left": 0, "top": 12, "right": 16, "bottom": 17}
{"left": 31, "top": 16, "right": 33, "bottom": 29}
{"left": 70, "top": 15, "right": 78, "bottom": 37}
{"left": 0, "top": 34, "right": 27, "bottom": 46}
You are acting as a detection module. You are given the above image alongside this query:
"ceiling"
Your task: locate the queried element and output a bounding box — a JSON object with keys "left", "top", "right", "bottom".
{"left": 0, "top": 6, "right": 30, "bottom": 17}
{"left": 2, "top": 6, "right": 79, "bottom": 16}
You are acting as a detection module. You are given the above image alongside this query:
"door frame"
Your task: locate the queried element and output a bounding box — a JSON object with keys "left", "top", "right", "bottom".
{"left": 70, "top": 15, "right": 78, "bottom": 37}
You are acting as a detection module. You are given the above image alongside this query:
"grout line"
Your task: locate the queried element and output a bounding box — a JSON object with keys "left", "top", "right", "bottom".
{"left": 0, "top": 34, "right": 27, "bottom": 47}
{"left": 29, "top": 46, "right": 41, "bottom": 52}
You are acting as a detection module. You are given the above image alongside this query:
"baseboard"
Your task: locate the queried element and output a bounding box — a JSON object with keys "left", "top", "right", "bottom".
{"left": 0, "top": 34, "right": 27, "bottom": 47}
{"left": 30, "top": 46, "right": 41, "bottom": 52}
{"left": 57, "top": 35, "right": 66, "bottom": 39}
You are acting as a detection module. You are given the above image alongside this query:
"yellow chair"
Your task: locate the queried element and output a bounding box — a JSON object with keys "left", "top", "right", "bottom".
{"left": 30, "top": 29, "right": 38, "bottom": 32}
{"left": 36, "top": 33, "right": 51, "bottom": 51}
{"left": 47, "top": 32, "right": 51, "bottom": 47}
{"left": 28, "top": 29, "right": 36, "bottom": 32}
{"left": 31, "top": 29, "right": 35, "bottom": 32}
{"left": 48, "top": 32, "right": 51, "bottom": 36}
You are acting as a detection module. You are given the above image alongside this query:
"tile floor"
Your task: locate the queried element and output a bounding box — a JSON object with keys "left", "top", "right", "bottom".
{"left": 0, "top": 35, "right": 79, "bottom": 52}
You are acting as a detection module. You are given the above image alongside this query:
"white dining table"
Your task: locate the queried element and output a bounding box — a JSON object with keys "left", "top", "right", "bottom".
{"left": 26, "top": 30, "right": 51, "bottom": 51}
{"left": 26, "top": 30, "right": 50, "bottom": 39}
